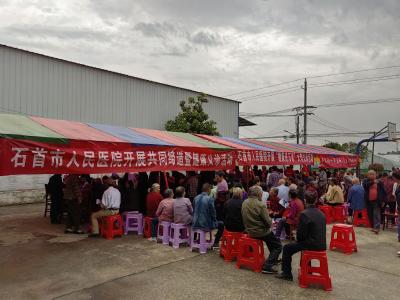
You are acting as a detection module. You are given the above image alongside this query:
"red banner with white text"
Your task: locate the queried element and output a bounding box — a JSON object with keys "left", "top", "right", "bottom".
{"left": 0, "top": 138, "right": 237, "bottom": 175}
{"left": 319, "top": 155, "right": 359, "bottom": 168}
{"left": 0, "top": 138, "right": 359, "bottom": 175}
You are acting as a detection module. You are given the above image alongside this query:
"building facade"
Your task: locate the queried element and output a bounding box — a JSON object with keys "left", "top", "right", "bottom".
{"left": 0, "top": 44, "right": 239, "bottom": 137}
{"left": 0, "top": 44, "right": 239, "bottom": 204}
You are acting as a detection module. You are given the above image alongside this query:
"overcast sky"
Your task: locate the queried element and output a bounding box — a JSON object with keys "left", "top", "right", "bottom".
{"left": 0, "top": 0, "right": 399, "bottom": 155}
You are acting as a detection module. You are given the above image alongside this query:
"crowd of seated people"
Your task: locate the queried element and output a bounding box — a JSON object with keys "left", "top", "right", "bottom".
{"left": 47, "top": 165, "right": 400, "bottom": 265}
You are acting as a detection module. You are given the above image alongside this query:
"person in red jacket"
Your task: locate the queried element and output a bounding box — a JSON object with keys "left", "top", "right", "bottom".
{"left": 146, "top": 183, "right": 163, "bottom": 241}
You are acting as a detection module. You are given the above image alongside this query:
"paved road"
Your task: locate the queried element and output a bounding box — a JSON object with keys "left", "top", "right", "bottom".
{"left": 0, "top": 204, "right": 399, "bottom": 300}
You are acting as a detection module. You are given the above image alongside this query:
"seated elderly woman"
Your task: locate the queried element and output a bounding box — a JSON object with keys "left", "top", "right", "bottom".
{"left": 173, "top": 186, "right": 193, "bottom": 225}
{"left": 156, "top": 189, "right": 175, "bottom": 223}
{"left": 325, "top": 178, "right": 344, "bottom": 206}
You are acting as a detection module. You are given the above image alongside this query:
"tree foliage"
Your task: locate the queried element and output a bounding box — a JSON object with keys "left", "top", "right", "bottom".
{"left": 323, "top": 141, "right": 369, "bottom": 160}
{"left": 368, "top": 163, "right": 384, "bottom": 173}
{"left": 165, "top": 93, "right": 219, "bottom": 135}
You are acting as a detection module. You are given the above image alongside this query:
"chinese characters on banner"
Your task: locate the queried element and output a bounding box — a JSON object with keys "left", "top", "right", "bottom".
{"left": 235, "top": 150, "right": 315, "bottom": 166}
{"left": 319, "top": 155, "right": 359, "bottom": 168}
{"left": 2, "top": 139, "right": 237, "bottom": 175}
{"left": 0, "top": 138, "right": 358, "bottom": 175}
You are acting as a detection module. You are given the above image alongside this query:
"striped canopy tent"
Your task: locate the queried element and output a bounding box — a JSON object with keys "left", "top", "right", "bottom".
{"left": 0, "top": 113, "right": 359, "bottom": 175}
{"left": 196, "top": 134, "right": 316, "bottom": 166}
{"left": 0, "top": 113, "right": 235, "bottom": 175}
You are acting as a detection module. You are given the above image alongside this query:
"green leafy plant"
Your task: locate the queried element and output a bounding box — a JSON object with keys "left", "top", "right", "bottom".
{"left": 165, "top": 93, "right": 219, "bottom": 135}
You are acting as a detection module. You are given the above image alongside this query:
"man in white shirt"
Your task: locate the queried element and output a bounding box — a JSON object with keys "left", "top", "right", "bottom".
{"left": 89, "top": 177, "right": 121, "bottom": 237}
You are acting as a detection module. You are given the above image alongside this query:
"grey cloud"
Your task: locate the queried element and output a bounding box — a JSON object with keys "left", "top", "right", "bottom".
{"left": 191, "top": 31, "right": 223, "bottom": 46}
{"left": 134, "top": 22, "right": 179, "bottom": 38}
{"left": 4, "top": 24, "right": 112, "bottom": 42}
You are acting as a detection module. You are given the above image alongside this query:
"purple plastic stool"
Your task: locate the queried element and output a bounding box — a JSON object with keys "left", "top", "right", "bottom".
{"left": 123, "top": 211, "right": 143, "bottom": 235}
{"left": 157, "top": 221, "right": 171, "bottom": 245}
{"left": 169, "top": 223, "right": 191, "bottom": 248}
{"left": 190, "top": 229, "right": 213, "bottom": 254}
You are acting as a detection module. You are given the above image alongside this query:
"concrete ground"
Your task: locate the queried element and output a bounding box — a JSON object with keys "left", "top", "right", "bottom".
{"left": 0, "top": 204, "right": 399, "bottom": 300}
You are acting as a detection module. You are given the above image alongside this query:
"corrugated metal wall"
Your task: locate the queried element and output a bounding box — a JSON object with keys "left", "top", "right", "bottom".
{"left": 0, "top": 45, "right": 239, "bottom": 137}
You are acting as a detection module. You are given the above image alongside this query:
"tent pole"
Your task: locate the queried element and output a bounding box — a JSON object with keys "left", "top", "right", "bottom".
{"left": 163, "top": 171, "right": 169, "bottom": 189}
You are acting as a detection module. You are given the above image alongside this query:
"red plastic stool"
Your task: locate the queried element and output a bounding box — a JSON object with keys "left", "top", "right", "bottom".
{"left": 220, "top": 230, "right": 243, "bottom": 262}
{"left": 143, "top": 216, "right": 153, "bottom": 238}
{"left": 329, "top": 224, "right": 357, "bottom": 254}
{"left": 353, "top": 209, "right": 370, "bottom": 227}
{"left": 236, "top": 234, "right": 265, "bottom": 272}
{"left": 332, "top": 205, "right": 346, "bottom": 223}
{"left": 101, "top": 214, "right": 123, "bottom": 240}
{"left": 319, "top": 206, "right": 333, "bottom": 224}
{"left": 298, "top": 251, "right": 332, "bottom": 291}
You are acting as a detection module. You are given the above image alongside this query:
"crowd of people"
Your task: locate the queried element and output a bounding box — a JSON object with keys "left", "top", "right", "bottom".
{"left": 47, "top": 165, "right": 400, "bottom": 281}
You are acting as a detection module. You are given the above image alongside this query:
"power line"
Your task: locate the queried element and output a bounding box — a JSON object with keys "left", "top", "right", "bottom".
{"left": 240, "top": 86, "right": 300, "bottom": 102}
{"left": 315, "top": 97, "right": 400, "bottom": 108}
{"left": 226, "top": 65, "right": 400, "bottom": 99}
{"left": 239, "top": 74, "right": 400, "bottom": 103}
{"left": 308, "top": 74, "right": 400, "bottom": 89}
{"left": 307, "top": 65, "right": 400, "bottom": 79}
{"left": 223, "top": 78, "right": 303, "bottom": 97}
{"left": 309, "top": 73, "right": 400, "bottom": 86}
{"left": 310, "top": 115, "right": 355, "bottom": 132}
{"left": 251, "top": 131, "right": 378, "bottom": 140}
{"left": 240, "top": 97, "right": 400, "bottom": 118}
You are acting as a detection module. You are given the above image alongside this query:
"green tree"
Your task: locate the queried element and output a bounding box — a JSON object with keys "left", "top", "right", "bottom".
{"left": 165, "top": 93, "right": 219, "bottom": 135}
{"left": 323, "top": 141, "right": 369, "bottom": 160}
{"left": 368, "top": 163, "right": 384, "bottom": 173}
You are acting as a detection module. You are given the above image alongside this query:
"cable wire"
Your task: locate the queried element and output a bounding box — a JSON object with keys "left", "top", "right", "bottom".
{"left": 223, "top": 78, "right": 303, "bottom": 97}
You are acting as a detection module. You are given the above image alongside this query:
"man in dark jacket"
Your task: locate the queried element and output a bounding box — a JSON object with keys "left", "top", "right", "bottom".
{"left": 276, "top": 190, "right": 326, "bottom": 281}
{"left": 224, "top": 187, "right": 245, "bottom": 232}
{"left": 363, "top": 170, "right": 386, "bottom": 234}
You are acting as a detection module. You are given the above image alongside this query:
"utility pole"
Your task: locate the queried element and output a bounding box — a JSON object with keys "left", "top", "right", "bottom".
{"left": 371, "top": 131, "right": 375, "bottom": 164}
{"left": 295, "top": 114, "right": 300, "bottom": 144}
{"left": 303, "top": 78, "right": 308, "bottom": 144}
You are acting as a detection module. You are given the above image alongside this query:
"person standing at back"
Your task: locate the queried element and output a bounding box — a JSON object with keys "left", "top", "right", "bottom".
{"left": 268, "top": 166, "right": 282, "bottom": 188}
{"left": 391, "top": 172, "right": 400, "bottom": 243}
{"left": 242, "top": 185, "right": 282, "bottom": 274}
{"left": 363, "top": 170, "right": 386, "bottom": 234}
{"left": 215, "top": 171, "right": 229, "bottom": 221}
{"left": 347, "top": 178, "right": 365, "bottom": 222}
{"left": 277, "top": 179, "right": 290, "bottom": 208}
{"left": 275, "top": 190, "right": 326, "bottom": 281}
{"left": 48, "top": 174, "right": 64, "bottom": 224}
{"left": 192, "top": 183, "right": 224, "bottom": 249}
{"left": 317, "top": 167, "right": 328, "bottom": 197}
{"left": 64, "top": 174, "right": 83, "bottom": 234}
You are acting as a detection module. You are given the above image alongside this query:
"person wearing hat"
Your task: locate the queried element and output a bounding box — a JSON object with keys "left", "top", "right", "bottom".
{"left": 89, "top": 177, "right": 121, "bottom": 237}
